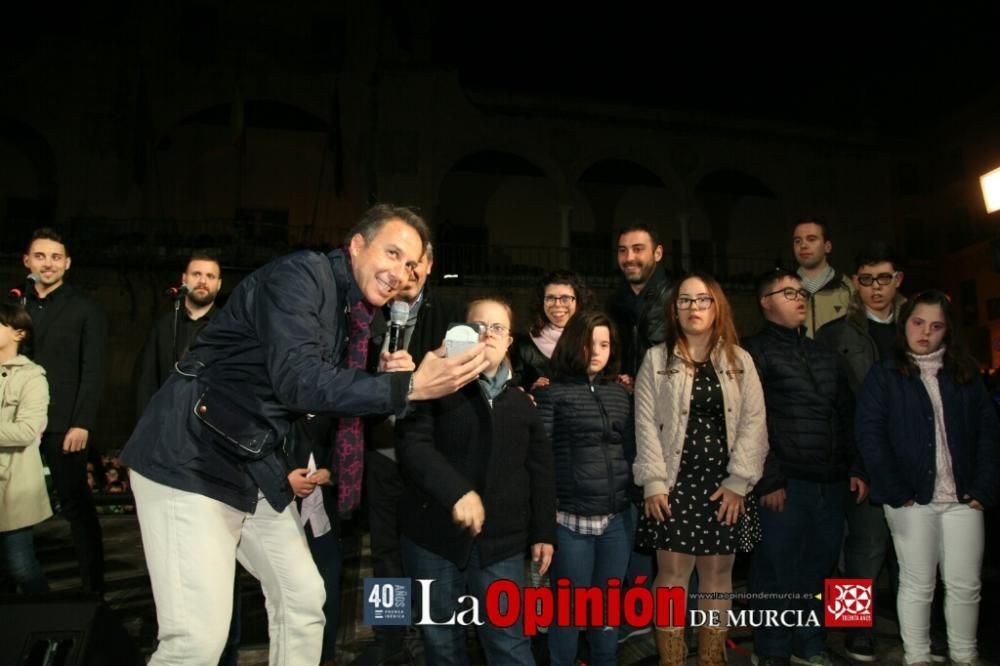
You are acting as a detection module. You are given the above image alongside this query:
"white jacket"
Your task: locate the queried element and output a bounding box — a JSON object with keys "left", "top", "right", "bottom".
{"left": 633, "top": 343, "right": 768, "bottom": 499}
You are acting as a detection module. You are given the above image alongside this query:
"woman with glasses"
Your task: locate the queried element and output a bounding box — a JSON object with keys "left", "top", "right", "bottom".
{"left": 533, "top": 310, "right": 633, "bottom": 665}
{"left": 511, "top": 270, "right": 592, "bottom": 392}
{"left": 633, "top": 272, "right": 768, "bottom": 666}
{"left": 0, "top": 303, "right": 51, "bottom": 594}
{"left": 857, "top": 290, "right": 999, "bottom": 666}
{"left": 396, "top": 297, "right": 557, "bottom": 665}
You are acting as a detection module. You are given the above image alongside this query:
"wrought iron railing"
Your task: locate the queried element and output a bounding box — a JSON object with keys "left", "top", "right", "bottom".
{"left": 9, "top": 217, "right": 783, "bottom": 287}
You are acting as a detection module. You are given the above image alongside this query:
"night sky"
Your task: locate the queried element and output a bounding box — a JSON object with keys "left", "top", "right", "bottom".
{"left": 3, "top": 3, "right": 996, "bottom": 137}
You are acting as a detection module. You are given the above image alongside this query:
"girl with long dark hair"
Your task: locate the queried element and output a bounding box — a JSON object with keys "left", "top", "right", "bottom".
{"left": 857, "top": 290, "right": 999, "bottom": 666}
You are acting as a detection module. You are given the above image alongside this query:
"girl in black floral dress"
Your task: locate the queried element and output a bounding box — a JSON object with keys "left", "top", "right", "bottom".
{"left": 633, "top": 273, "right": 769, "bottom": 666}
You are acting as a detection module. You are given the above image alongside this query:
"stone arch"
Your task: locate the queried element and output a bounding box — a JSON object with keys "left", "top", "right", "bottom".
{"left": 573, "top": 157, "right": 676, "bottom": 276}
{"left": 695, "top": 168, "right": 782, "bottom": 278}
{"left": 154, "top": 99, "right": 346, "bottom": 246}
{"left": 434, "top": 148, "right": 562, "bottom": 284}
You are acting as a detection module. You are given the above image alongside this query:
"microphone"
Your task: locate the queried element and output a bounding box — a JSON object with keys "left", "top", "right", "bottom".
{"left": 8, "top": 274, "right": 39, "bottom": 302}
{"left": 165, "top": 284, "right": 190, "bottom": 299}
{"left": 386, "top": 300, "right": 410, "bottom": 353}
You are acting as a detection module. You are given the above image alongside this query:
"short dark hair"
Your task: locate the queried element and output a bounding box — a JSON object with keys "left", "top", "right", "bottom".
{"left": 346, "top": 204, "right": 430, "bottom": 248}
{"left": 27, "top": 227, "right": 67, "bottom": 254}
{"left": 528, "top": 270, "right": 593, "bottom": 337}
{"left": 0, "top": 303, "right": 33, "bottom": 355}
{"left": 853, "top": 242, "right": 901, "bottom": 274}
{"left": 792, "top": 217, "right": 831, "bottom": 242}
{"left": 615, "top": 222, "right": 661, "bottom": 250}
{"left": 895, "top": 290, "right": 979, "bottom": 384}
{"left": 755, "top": 267, "right": 801, "bottom": 300}
{"left": 186, "top": 250, "right": 221, "bottom": 272}
{"left": 549, "top": 310, "right": 620, "bottom": 381}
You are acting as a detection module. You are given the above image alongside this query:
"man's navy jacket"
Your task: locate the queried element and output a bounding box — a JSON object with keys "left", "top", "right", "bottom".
{"left": 122, "top": 248, "right": 411, "bottom": 513}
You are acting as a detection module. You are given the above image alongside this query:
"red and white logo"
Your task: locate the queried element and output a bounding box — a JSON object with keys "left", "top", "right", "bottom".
{"left": 824, "top": 578, "right": 873, "bottom": 628}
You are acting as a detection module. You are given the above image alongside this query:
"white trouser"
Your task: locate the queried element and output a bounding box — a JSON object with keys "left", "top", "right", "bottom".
{"left": 131, "top": 470, "right": 326, "bottom": 666}
{"left": 884, "top": 502, "right": 983, "bottom": 665}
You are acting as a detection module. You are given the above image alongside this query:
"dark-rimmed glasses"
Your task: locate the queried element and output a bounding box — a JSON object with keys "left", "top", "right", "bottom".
{"left": 676, "top": 296, "right": 715, "bottom": 310}
{"left": 856, "top": 272, "right": 898, "bottom": 287}
{"left": 763, "top": 287, "right": 809, "bottom": 301}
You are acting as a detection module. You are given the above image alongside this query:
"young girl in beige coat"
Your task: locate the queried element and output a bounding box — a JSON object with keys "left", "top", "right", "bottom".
{"left": 633, "top": 273, "right": 768, "bottom": 666}
{"left": 0, "top": 303, "right": 51, "bottom": 593}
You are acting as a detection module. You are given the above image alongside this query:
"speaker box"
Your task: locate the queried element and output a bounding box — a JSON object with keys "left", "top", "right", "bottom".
{"left": 0, "top": 593, "right": 143, "bottom": 666}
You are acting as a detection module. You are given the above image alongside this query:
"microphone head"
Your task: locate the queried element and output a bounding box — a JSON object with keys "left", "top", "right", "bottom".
{"left": 165, "top": 284, "right": 191, "bottom": 298}
{"left": 389, "top": 300, "right": 410, "bottom": 326}
{"left": 26, "top": 273, "right": 40, "bottom": 283}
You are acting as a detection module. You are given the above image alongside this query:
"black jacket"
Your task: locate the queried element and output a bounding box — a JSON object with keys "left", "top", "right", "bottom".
{"left": 534, "top": 377, "right": 633, "bottom": 516}
{"left": 25, "top": 283, "right": 108, "bottom": 434}
{"left": 122, "top": 249, "right": 410, "bottom": 513}
{"left": 510, "top": 334, "right": 552, "bottom": 390}
{"left": 607, "top": 264, "right": 671, "bottom": 378}
{"left": 396, "top": 379, "right": 557, "bottom": 568}
{"left": 133, "top": 305, "right": 215, "bottom": 419}
{"left": 741, "top": 321, "right": 862, "bottom": 495}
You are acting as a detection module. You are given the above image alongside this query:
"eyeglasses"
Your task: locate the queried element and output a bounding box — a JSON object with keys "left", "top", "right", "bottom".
{"left": 856, "top": 272, "right": 898, "bottom": 287}
{"left": 763, "top": 287, "right": 810, "bottom": 301}
{"left": 544, "top": 295, "right": 576, "bottom": 306}
{"left": 469, "top": 321, "right": 510, "bottom": 337}
{"left": 676, "top": 296, "right": 715, "bottom": 310}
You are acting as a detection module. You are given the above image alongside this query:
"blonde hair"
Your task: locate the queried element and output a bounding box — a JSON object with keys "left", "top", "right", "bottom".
{"left": 466, "top": 297, "right": 514, "bottom": 331}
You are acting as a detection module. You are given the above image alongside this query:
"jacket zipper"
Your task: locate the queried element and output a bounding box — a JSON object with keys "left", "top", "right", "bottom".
{"left": 591, "top": 382, "right": 616, "bottom": 513}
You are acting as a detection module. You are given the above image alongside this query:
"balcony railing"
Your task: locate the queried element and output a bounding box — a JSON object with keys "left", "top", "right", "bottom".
{"left": 435, "top": 243, "right": 781, "bottom": 290}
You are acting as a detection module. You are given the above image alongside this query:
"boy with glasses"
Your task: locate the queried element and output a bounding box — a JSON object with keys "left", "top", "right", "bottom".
{"left": 816, "top": 243, "right": 912, "bottom": 663}
{"left": 742, "top": 269, "right": 867, "bottom": 666}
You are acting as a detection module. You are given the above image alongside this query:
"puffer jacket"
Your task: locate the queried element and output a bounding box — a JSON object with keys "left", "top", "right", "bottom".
{"left": 633, "top": 343, "right": 768, "bottom": 499}
{"left": 742, "top": 321, "right": 862, "bottom": 495}
{"left": 856, "top": 358, "right": 1000, "bottom": 508}
{"left": 534, "top": 377, "right": 633, "bottom": 516}
{"left": 0, "top": 356, "right": 51, "bottom": 532}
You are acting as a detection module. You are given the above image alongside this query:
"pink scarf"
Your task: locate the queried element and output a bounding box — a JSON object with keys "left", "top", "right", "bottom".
{"left": 530, "top": 323, "right": 563, "bottom": 359}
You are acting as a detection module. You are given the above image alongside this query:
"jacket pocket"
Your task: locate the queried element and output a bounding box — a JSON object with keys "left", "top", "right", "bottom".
{"left": 192, "top": 387, "right": 279, "bottom": 460}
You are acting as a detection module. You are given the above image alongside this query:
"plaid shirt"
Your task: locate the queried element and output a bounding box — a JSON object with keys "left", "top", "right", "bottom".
{"left": 556, "top": 510, "right": 616, "bottom": 536}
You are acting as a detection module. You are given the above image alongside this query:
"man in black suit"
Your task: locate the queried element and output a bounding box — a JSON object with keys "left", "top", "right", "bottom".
{"left": 23, "top": 227, "right": 108, "bottom": 594}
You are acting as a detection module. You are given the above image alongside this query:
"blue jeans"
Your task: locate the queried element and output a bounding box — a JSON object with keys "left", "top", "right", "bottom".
{"left": 0, "top": 527, "right": 49, "bottom": 594}
{"left": 402, "top": 537, "right": 532, "bottom": 666}
{"left": 621, "top": 502, "right": 656, "bottom": 627}
{"left": 751, "top": 479, "right": 846, "bottom": 660}
{"left": 548, "top": 513, "right": 630, "bottom": 666}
